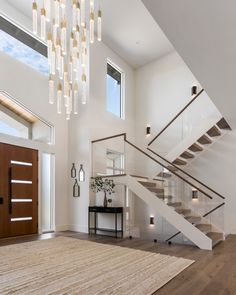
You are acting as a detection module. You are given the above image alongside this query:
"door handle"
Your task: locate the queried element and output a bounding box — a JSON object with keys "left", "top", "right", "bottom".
{"left": 0, "top": 197, "right": 3, "bottom": 204}
{"left": 9, "top": 167, "right": 12, "bottom": 214}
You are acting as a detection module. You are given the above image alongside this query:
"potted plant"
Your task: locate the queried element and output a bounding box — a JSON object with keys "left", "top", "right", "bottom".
{"left": 90, "top": 176, "right": 115, "bottom": 207}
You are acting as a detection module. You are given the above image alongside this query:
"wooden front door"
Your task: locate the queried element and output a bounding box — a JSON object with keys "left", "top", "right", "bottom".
{"left": 0, "top": 143, "right": 38, "bottom": 238}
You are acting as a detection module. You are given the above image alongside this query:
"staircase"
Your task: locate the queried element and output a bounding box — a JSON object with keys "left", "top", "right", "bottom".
{"left": 171, "top": 118, "right": 231, "bottom": 167}
{"left": 138, "top": 179, "right": 224, "bottom": 247}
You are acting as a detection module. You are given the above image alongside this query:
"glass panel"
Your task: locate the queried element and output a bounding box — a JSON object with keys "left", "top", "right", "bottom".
{"left": 149, "top": 91, "right": 222, "bottom": 159}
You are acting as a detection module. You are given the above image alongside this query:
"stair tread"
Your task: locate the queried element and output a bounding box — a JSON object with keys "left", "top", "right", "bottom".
{"left": 217, "top": 118, "right": 231, "bottom": 130}
{"left": 188, "top": 143, "right": 203, "bottom": 152}
{"left": 172, "top": 158, "right": 187, "bottom": 166}
{"left": 207, "top": 126, "right": 221, "bottom": 137}
{"left": 175, "top": 208, "right": 191, "bottom": 215}
{"left": 147, "top": 187, "right": 164, "bottom": 193}
{"left": 158, "top": 195, "right": 173, "bottom": 200}
{"left": 207, "top": 232, "right": 224, "bottom": 247}
{"left": 139, "top": 181, "right": 157, "bottom": 187}
{"left": 198, "top": 134, "right": 212, "bottom": 145}
{"left": 157, "top": 172, "right": 172, "bottom": 178}
{"left": 167, "top": 202, "right": 182, "bottom": 207}
{"left": 167, "top": 165, "right": 179, "bottom": 172}
{"left": 195, "top": 224, "right": 212, "bottom": 233}
{"left": 185, "top": 216, "right": 201, "bottom": 223}
{"left": 180, "top": 151, "right": 195, "bottom": 159}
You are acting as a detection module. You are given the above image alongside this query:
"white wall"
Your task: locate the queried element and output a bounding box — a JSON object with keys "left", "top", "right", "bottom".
{"left": 135, "top": 51, "right": 200, "bottom": 150}
{"left": 68, "top": 40, "right": 136, "bottom": 233}
{"left": 141, "top": 0, "right": 236, "bottom": 129}
{"left": 0, "top": 51, "right": 69, "bottom": 231}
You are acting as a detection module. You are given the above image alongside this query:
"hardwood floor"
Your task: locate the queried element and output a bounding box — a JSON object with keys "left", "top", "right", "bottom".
{"left": 0, "top": 232, "right": 235, "bottom": 294}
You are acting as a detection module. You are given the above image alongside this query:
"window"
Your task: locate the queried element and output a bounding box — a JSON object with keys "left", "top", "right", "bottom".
{"left": 107, "top": 61, "right": 123, "bottom": 118}
{"left": 0, "top": 30, "right": 48, "bottom": 75}
{"left": 0, "top": 16, "right": 48, "bottom": 76}
{"left": 0, "top": 92, "right": 53, "bottom": 144}
{"left": 106, "top": 150, "right": 124, "bottom": 175}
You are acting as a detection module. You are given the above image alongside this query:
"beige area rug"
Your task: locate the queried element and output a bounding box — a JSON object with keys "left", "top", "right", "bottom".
{"left": 0, "top": 237, "right": 194, "bottom": 295}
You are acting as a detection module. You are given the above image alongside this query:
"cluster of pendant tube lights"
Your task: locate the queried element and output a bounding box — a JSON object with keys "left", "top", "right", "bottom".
{"left": 32, "top": 0, "right": 102, "bottom": 120}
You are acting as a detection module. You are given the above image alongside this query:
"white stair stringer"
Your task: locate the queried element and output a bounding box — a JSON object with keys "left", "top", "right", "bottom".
{"left": 116, "top": 175, "right": 212, "bottom": 250}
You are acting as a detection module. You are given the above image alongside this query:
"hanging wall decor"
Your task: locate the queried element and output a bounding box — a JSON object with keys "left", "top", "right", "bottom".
{"left": 73, "top": 178, "right": 80, "bottom": 197}
{"left": 78, "top": 164, "right": 85, "bottom": 182}
{"left": 71, "top": 163, "right": 76, "bottom": 178}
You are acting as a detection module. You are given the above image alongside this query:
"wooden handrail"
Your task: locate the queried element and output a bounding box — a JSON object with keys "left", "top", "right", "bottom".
{"left": 147, "top": 147, "right": 226, "bottom": 200}
{"left": 91, "top": 133, "right": 126, "bottom": 144}
{"left": 125, "top": 139, "right": 213, "bottom": 199}
{"left": 148, "top": 89, "right": 204, "bottom": 146}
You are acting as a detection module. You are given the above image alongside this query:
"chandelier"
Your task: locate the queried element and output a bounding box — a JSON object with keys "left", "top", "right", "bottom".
{"left": 32, "top": 0, "right": 102, "bottom": 120}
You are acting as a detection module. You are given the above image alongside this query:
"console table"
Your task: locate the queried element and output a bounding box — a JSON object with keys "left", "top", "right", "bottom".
{"left": 88, "top": 206, "right": 123, "bottom": 238}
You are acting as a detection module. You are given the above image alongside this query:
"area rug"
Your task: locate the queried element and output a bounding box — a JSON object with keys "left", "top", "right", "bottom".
{"left": 0, "top": 237, "right": 194, "bottom": 295}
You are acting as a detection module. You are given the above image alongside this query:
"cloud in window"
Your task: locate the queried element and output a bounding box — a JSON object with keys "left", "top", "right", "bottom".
{"left": 0, "top": 30, "right": 49, "bottom": 76}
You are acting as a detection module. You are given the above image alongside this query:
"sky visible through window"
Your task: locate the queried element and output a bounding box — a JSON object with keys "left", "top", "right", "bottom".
{"left": 107, "top": 74, "right": 121, "bottom": 118}
{"left": 0, "top": 30, "right": 48, "bottom": 75}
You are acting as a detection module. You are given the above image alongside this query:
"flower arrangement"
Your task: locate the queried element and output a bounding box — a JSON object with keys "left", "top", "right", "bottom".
{"left": 90, "top": 176, "right": 115, "bottom": 207}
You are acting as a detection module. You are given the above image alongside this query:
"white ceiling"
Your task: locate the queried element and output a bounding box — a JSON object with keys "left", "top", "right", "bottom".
{"left": 3, "top": 0, "right": 173, "bottom": 69}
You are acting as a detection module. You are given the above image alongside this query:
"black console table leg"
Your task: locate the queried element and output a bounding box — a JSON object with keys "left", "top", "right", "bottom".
{"left": 115, "top": 212, "right": 117, "bottom": 238}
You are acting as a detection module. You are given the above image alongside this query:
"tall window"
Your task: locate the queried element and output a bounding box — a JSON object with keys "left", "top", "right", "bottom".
{"left": 106, "top": 61, "right": 123, "bottom": 118}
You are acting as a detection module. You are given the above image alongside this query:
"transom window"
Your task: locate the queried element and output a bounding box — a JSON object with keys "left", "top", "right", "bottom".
{"left": 0, "top": 16, "right": 48, "bottom": 76}
{"left": 106, "top": 61, "right": 124, "bottom": 119}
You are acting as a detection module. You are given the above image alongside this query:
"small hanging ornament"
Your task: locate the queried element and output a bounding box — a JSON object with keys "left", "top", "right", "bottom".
{"left": 71, "top": 163, "right": 76, "bottom": 178}
{"left": 73, "top": 179, "right": 80, "bottom": 197}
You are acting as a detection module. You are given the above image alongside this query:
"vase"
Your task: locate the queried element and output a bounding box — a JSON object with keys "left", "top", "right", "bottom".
{"left": 103, "top": 192, "right": 107, "bottom": 207}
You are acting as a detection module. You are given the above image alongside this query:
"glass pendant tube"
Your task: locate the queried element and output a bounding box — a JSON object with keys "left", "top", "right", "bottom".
{"left": 64, "top": 65, "right": 69, "bottom": 99}
{"left": 69, "top": 56, "right": 73, "bottom": 84}
{"left": 57, "top": 83, "right": 62, "bottom": 114}
{"left": 74, "top": 52, "right": 79, "bottom": 73}
{"left": 49, "top": 75, "right": 54, "bottom": 104}
{"left": 97, "top": 10, "right": 102, "bottom": 41}
{"left": 47, "top": 32, "right": 53, "bottom": 65}
{"left": 90, "top": 12, "right": 95, "bottom": 44}
{"left": 44, "top": 0, "right": 51, "bottom": 22}
{"left": 70, "top": 32, "right": 74, "bottom": 50}
{"left": 52, "top": 20, "right": 58, "bottom": 46}
{"left": 59, "top": 55, "right": 64, "bottom": 79}
{"left": 81, "top": 73, "right": 87, "bottom": 104}
{"left": 73, "top": 83, "right": 79, "bottom": 114}
{"left": 56, "top": 38, "right": 61, "bottom": 70}
{"left": 60, "top": 0, "right": 66, "bottom": 8}
{"left": 72, "top": 0, "right": 77, "bottom": 31}
{"left": 81, "top": 0, "right": 86, "bottom": 28}
{"left": 76, "top": 3, "right": 81, "bottom": 27}
{"left": 50, "top": 47, "right": 56, "bottom": 75}
{"left": 72, "top": 39, "right": 78, "bottom": 61}
{"left": 54, "top": 0, "right": 60, "bottom": 27}
{"left": 40, "top": 8, "right": 46, "bottom": 40}
{"left": 61, "top": 20, "right": 67, "bottom": 55}
{"left": 32, "top": 2, "right": 38, "bottom": 35}
{"left": 75, "top": 25, "right": 80, "bottom": 44}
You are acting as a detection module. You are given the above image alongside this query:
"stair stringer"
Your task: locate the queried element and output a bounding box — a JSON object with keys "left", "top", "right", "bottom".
{"left": 116, "top": 175, "right": 212, "bottom": 250}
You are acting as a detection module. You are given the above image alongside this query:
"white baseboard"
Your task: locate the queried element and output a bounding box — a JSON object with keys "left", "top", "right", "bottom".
{"left": 55, "top": 224, "right": 69, "bottom": 231}
{"left": 68, "top": 224, "right": 88, "bottom": 233}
